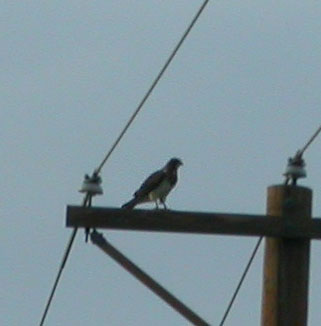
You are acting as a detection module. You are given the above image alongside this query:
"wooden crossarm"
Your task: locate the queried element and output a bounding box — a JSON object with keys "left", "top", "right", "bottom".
{"left": 66, "top": 206, "right": 321, "bottom": 239}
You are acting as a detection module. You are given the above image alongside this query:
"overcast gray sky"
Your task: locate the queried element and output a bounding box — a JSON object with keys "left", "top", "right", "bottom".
{"left": 2, "top": 1, "right": 321, "bottom": 325}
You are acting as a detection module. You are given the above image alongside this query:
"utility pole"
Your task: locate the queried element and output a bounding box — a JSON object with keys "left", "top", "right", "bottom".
{"left": 66, "top": 184, "right": 319, "bottom": 325}
{"left": 261, "top": 185, "right": 312, "bottom": 326}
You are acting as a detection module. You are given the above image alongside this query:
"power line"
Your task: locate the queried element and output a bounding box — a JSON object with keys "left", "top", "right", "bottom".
{"left": 38, "top": 3, "right": 211, "bottom": 323}
{"left": 39, "top": 194, "right": 91, "bottom": 326}
{"left": 39, "top": 229, "right": 78, "bottom": 326}
{"left": 95, "top": 0, "right": 210, "bottom": 174}
{"left": 218, "top": 236, "right": 263, "bottom": 326}
{"left": 300, "top": 124, "right": 321, "bottom": 155}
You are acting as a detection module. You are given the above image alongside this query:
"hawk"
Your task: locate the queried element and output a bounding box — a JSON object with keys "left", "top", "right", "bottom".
{"left": 122, "top": 158, "right": 183, "bottom": 209}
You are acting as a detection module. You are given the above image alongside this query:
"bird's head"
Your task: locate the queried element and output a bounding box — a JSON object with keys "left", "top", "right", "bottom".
{"left": 166, "top": 158, "right": 183, "bottom": 170}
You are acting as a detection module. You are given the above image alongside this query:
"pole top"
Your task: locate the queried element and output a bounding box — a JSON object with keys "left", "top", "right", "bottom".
{"left": 267, "top": 184, "right": 312, "bottom": 220}
{"left": 268, "top": 184, "right": 312, "bottom": 192}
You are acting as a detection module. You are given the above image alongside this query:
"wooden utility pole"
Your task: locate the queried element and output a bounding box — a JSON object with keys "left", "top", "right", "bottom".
{"left": 66, "top": 184, "right": 318, "bottom": 325}
{"left": 261, "top": 185, "right": 312, "bottom": 326}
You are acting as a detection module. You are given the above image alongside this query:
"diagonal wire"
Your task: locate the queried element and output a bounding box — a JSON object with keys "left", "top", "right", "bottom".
{"left": 95, "top": 0, "right": 210, "bottom": 174}
{"left": 218, "top": 236, "right": 263, "bottom": 326}
{"left": 39, "top": 2, "right": 211, "bottom": 324}
{"left": 300, "top": 124, "right": 321, "bottom": 155}
{"left": 39, "top": 194, "right": 91, "bottom": 326}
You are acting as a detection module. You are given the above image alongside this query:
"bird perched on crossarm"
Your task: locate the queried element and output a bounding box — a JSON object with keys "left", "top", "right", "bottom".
{"left": 122, "top": 158, "right": 183, "bottom": 209}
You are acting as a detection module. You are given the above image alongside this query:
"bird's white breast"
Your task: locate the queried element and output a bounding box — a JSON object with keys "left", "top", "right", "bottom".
{"left": 149, "top": 179, "right": 172, "bottom": 201}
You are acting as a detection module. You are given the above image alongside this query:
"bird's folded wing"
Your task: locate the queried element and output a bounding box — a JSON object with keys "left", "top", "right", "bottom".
{"left": 134, "top": 170, "right": 166, "bottom": 198}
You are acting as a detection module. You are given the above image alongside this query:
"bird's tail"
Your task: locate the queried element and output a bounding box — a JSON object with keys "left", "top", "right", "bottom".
{"left": 122, "top": 198, "right": 138, "bottom": 209}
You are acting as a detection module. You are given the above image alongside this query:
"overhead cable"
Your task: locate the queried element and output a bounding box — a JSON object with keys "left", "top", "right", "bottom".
{"left": 300, "top": 124, "right": 321, "bottom": 155}
{"left": 39, "top": 194, "right": 91, "bottom": 326}
{"left": 218, "top": 237, "right": 263, "bottom": 326}
{"left": 95, "top": 0, "right": 210, "bottom": 174}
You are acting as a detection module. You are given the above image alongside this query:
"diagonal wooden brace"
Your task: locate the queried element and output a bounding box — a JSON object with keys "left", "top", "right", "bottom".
{"left": 90, "top": 230, "right": 211, "bottom": 326}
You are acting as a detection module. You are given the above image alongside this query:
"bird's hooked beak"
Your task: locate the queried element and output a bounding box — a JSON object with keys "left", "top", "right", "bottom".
{"left": 177, "top": 159, "right": 183, "bottom": 167}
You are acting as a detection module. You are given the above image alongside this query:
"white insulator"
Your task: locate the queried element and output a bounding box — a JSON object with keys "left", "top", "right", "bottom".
{"left": 284, "top": 165, "right": 307, "bottom": 179}
{"left": 79, "top": 179, "right": 103, "bottom": 195}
